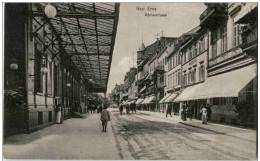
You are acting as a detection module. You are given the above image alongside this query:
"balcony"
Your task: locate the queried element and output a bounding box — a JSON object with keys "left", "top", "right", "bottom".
{"left": 200, "top": 3, "right": 228, "bottom": 28}
{"left": 154, "top": 65, "right": 164, "bottom": 74}
{"left": 209, "top": 46, "right": 243, "bottom": 67}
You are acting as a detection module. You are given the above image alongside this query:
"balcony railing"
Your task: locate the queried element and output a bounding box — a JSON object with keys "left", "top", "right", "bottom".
{"left": 209, "top": 46, "right": 243, "bottom": 67}
{"left": 155, "top": 65, "right": 164, "bottom": 72}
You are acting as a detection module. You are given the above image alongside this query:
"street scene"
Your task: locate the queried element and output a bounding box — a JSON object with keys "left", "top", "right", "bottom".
{"left": 3, "top": 2, "right": 258, "bottom": 160}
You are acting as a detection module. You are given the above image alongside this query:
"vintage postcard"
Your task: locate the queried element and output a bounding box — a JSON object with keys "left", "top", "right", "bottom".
{"left": 3, "top": 2, "right": 257, "bottom": 160}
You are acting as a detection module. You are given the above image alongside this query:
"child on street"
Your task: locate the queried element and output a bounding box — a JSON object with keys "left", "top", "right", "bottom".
{"left": 100, "top": 105, "right": 110, "bottom": 132}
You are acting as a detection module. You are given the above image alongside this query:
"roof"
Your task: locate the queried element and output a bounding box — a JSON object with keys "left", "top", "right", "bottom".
{"left": 139, "top": 42, "right": 145, "bottom": 51}
{"left": 182, "top": 25, "right": 201, "bottom": 36}
{"left": 32, "top": 3, "right": 120, "bottom": 93}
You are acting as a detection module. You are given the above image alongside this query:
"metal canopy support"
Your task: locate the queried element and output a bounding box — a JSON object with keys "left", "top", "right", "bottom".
{"left": 33, "top": 3, "right": 120, "bottom": 92}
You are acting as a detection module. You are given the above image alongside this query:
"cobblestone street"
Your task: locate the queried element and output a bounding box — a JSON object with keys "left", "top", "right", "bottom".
{"left": 110, "top": 109, "right": 257, "bottom": 160}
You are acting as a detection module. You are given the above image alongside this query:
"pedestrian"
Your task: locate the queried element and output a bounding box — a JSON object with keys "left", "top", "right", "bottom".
{"left": 166, "top": 105, "right": 172, "bottom": 117}
{"left": 201, "top": 104, "right": 208, "bottom": 124}
{"left": 181, "top": 104, "right": 187, "bottom": 121}
{"left": 100, "top": 105, "right": 110, "bottom": 132}
{"left": 187, "top": 106, "right": 194, "bottom": 121}
{"left": 206, "top": 104, "right": 212, "bottom": 121}
{"left": 56, "top": 104, "right": 62, "bottom": 124}
{"left": 119, "top": 104, "right": 123, "bottom": 115}
{"left": 99, "top": 104, "right": 103, "bottom": 113}
{"left": 126, "top": 104, "right": 130, "bottom": 114}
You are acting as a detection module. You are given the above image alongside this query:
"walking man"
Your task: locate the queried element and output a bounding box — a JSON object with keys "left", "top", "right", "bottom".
{"left": 119, "top": 104, "right": 123, "bottom": 115}
{"left": 100, "top": 105, "right": 110, "bottom": 132}
{"left": 166, "top": 105, "right": 172, "bottom": 117}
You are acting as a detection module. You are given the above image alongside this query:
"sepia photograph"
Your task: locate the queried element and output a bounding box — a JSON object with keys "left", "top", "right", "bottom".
{"left": 3, "top": 2, "right": 258, "bottom": 160}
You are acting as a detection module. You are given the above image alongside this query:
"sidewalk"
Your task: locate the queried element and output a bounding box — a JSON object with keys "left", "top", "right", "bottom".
{"left": 3, "top": 113, "right": 120, "bottom": 160}
{"left": 138, "top": 110, "right": 256, "bottom": 142}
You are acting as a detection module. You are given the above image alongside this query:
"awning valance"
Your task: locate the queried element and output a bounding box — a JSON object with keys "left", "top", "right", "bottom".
{"left": 175, "top": 64, "right": 257, "bottom": 101}
{"left": 174, "top": 83, "right": 204, "bottom": 102}
{"left": 123, "top": 93, "right": 128, "bottom": 97}
{"left": 159, "top": 93, "right": 171, "bottom": 104}
{"left": 164, "top": 92, "right": 179, "bottom": 103}
{"left": 141, "top": 97, "right": 149, "bottom": 104}
{"left": 234, "top": 3, "right": 257, "bottom": 23}
{"left": 140, "top": 86, "right": 146, "bottom": 93}
{"left": 146, "top": 96, "right": 156, "bottom": 104}
{"left": 136, "top": 98, "right": 144, "bottom": 105}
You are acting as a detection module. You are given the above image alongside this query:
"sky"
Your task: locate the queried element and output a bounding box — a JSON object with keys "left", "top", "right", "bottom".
{"left": 107, "top": 3, "right": 206, "bottom": 94}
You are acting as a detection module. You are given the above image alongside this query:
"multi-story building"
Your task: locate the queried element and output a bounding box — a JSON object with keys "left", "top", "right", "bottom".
{"left": 174, "top": 3, "right": 257, "bottom": 126}
{"left": 110, "top": 83, "right": 124, "bottom": 106}
{"left": 136, "top": 37, "right": 176, "bottom": 111}
{"left": 174, "top": 26, "right": 209, "bottom": 118}
{"left": 120, "top": 67, "right": 137, "bottom": 103}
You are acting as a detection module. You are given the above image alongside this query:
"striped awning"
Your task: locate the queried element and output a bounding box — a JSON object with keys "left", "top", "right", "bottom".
{"left": 159, "top": 93, "right": 172, "bottom": 104}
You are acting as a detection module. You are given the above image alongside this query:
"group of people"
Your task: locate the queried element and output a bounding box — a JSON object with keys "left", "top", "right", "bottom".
{"left": 119, "top": 102, "right": 137, "bottom": 115}
{"left": 88, "top": 104, "right": 104, "bottom": 113}
{"left": 179, "top": 103, "right": 212, "bottom": 124}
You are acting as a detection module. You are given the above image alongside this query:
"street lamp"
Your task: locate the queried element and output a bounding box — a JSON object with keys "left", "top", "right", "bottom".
{"left": 66, "top": 83, "right": 71, "bottom": 87}
{"left": 44, "top": 4, "right": 57, "bottom": 18}
{"left": 40, "top": 65, "right": 48, "bottom": 74}
{"left": 10, "top": 59, "right": 18, "bottom": 70}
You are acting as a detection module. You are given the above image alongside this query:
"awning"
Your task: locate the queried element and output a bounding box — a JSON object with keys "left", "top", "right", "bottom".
{"left": 136, "top": 98, "right": 144, "bottom": 105}
{"left": 146, "top": 96, "right": 156, "bottom": 104}
{"left": 175, "top": 64, "right": 257, "bottom": 101}
{"left": 141, "top": 97, "right": 149, "bottom": 104}
{"left": 145, "top": 73, "right": 151, "bottom": 80}
{"left": 234, "top": 3, "right": 257, "bottom": 23}
{"left": 123, "top": 93, "right": 128, "bottom": 97}
{"left": 174, "top": 83, "right": 204, "bottom": 102}
{"left": 159, "top": 93, "right": 172, "bottom": 104}
{"left": 165, "top": 92, "right": 179, "bottom": 103}
{"left": 140, "top": 86, "right": 146, "bottom": 93}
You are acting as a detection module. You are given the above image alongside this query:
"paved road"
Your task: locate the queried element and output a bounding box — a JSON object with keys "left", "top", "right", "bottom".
{"left": 110, "top": 109, "right": 257, "bottom": 160}
{"left": 3, "top": 114, "right": 120, "bottom": 160}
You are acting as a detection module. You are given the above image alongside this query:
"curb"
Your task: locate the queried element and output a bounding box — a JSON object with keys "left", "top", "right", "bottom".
{"left": 178, "top": 122, "right": 225, "bottom": 134}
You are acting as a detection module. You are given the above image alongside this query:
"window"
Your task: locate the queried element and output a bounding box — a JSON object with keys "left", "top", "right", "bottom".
{"left": 192, "top": 69, "right": 196, "bottom": 83}
{"left": 183, "top": 73, "right": 187, "bottom": 86}
{"left": 172, "top": 74, "right": 174, "bottom": 87}
{"left": 233, "top": 24, "right": 242, "bottom": 47}
{"left": 188, "top": 70, "right": 192, "bottom": 84}
{"left": 183, "top": 52, "right": 187, "bottom": 64}
{"left": 165, "top": 56, "right": 167, "bottom": 65}
{"left": 178, "top": 54, "right": 181, "bottom": 65}
{"left": 199, "top": 65, "right": 205, "bottom": 82}
{"left": 47, "top": 61, "right": 52, "bottom": 95}
{"left": 194, "top": 44, "right": 197, "bottom": 57}
{"left": 168, "top": 75, "right": 170, "bottom": 87}
{"left": 200, "top": 38, "right": 206, "bottom": 52}
{"left": 36, "top": 48, "right": 43, "bottom": 93}
{"left": 189, "top": 48, "right": 192, "bottom": 61}
{"left": 178, "top": 72, "right": 181, "bottom": 85}
{"left": 212, "top": 31, "right": 218, "bottom": 59}
{"left": 221, "top": 25, "right": 227, "bottom": 53}
{"left": 172, "top": 56, "right": 175, "bottom": 68}
{"left": 169, "top": 58, "right": 172, "bottom": 70}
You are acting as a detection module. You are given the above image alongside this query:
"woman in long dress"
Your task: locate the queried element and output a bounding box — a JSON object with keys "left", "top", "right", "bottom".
{"left": 201, "top": 105, "right": 207, "bottom": 124}
{"left": 56, "top": 104, "right": 62, "bottom": 124}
